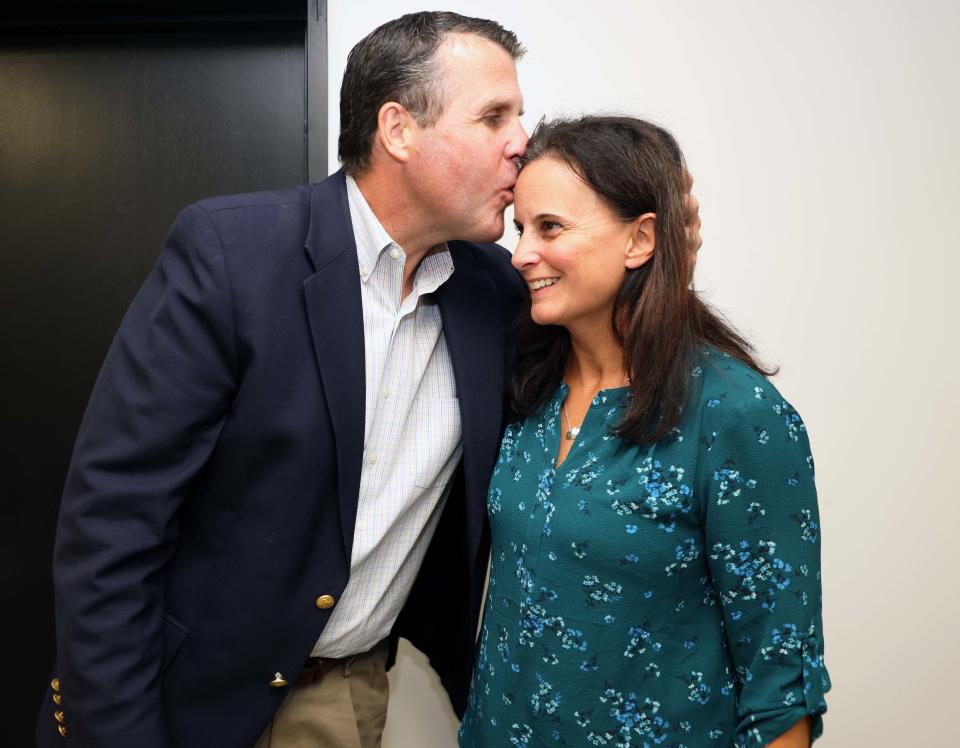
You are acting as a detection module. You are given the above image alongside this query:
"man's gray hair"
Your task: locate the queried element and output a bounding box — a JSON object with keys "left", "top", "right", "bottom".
{"left": 338, "top": 11, "right": 525, "bottom": 175}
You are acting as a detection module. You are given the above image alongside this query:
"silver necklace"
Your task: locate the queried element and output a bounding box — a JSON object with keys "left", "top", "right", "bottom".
{"left": 562, "top": 404, "right": 581, "bottom": 441}
{"left": 562, "top": 376, "right": 630, "bottom": 441}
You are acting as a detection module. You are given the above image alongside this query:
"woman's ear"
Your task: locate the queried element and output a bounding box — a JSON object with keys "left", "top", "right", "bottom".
{"left": 375, "top": 101, "right": 417, "bottom": 164}
{"left": 625, "top": 213, "right": 656, "bottom": 269}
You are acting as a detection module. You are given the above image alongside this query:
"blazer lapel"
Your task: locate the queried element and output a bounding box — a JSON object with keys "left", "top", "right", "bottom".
{"left": 302, "top": 172, "right": 365, "bottom": 555}
{"left": 436, "top": 242, "right": 505, "bottom": 572}
{"left": 300, "top": 181, "right": 509, "bottom": 570}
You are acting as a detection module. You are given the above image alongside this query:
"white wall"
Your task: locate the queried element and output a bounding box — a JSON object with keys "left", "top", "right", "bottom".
{"left": 328, "top": 2, "right": 960, "bottom": 745}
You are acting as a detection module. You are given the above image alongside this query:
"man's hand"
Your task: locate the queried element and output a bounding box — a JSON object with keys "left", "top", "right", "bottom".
{"left": 682, "top": 169, "right": 702, "bottom": 266}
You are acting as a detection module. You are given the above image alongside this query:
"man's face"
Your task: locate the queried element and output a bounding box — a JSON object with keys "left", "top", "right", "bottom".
{"left": 407, "top": 34, "right": 527, "bottom": 243}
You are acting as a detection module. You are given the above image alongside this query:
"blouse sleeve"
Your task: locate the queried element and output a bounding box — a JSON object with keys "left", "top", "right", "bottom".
{"left": 699, "top": 386, "right": 830, "bottom": 746}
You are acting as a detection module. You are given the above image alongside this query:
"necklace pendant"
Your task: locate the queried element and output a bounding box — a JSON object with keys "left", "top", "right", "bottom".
{"left": 564, "top": 426, "right": 580, "bottom": 441}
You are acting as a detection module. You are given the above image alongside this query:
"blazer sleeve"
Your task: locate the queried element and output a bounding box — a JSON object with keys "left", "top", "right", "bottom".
{"left": 51, "top": 204, "right": 238, "bottom": 747}
{"left": 699, "top": 390, "right": 830, "bottom": 746}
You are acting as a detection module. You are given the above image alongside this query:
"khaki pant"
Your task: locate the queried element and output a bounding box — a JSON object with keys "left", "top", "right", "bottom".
{"left": 254, "top": 642, "right": 390, "bottom": 748}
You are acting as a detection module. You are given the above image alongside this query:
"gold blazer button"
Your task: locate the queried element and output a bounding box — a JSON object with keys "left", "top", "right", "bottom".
{"left": 315, "top": 594, "right": 336, "bottom": 609}
{"left": 270, "top": 672, "right": 288, "bottom": 688}
{"left": 51, "top": 678, "right": 61, "bottom": 692}
{"left": 58, "top": 724, "right": 67, "bottom": 738}
{"left": 54, "top": 710, "right": 65, "bottom": 723}
{"left": 52, "top": 693, "right": 62, "bottom": 705}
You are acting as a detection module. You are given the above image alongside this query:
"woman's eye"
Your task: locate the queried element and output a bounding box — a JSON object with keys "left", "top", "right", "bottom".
{"left": 542, "top": 221, "right": 561, "bottom": 232}
{"left": 514, "top": 224, "right": 524, "bottom": 236}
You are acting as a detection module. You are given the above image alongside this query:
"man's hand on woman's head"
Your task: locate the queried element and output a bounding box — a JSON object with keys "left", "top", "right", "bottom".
{"left": 682, "top": 169, "right": 703, "bottom": 268}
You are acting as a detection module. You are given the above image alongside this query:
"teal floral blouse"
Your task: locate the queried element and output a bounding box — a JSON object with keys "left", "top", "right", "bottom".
{"left": 459, "top": 349, "right": 829, "bottom": 747}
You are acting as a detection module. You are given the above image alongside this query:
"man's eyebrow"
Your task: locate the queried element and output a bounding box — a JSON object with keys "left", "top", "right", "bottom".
{"left": 479, "top": 98, "right": 525, "bottom": 115}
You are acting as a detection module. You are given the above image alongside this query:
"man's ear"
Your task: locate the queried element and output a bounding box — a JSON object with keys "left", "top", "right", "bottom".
{"left": 375, "top": 101, "right": 417, "bottom": 164}
{"left": 625, "top": 213, "right": 656, "bottom": 269}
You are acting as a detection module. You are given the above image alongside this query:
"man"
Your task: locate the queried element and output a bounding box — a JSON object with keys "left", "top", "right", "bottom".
{"left": 38, "top": 11, "right": 701, "bottom": 748}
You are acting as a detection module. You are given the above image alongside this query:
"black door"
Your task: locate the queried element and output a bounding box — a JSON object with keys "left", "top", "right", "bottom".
{"left": 0, "top": 3, "right": 325, "bottom": 739}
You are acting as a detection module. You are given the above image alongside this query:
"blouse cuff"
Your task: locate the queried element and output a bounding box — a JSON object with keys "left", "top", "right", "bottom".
{"left": 735, "top": 635, "right": 830, "bottom": 746}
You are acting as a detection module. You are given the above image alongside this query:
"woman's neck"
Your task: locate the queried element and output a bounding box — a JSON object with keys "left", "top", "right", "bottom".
{"left": 565, "top": 323, "right": 629, "bottom": 392}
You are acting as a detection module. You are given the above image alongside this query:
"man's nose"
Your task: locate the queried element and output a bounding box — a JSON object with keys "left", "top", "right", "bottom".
{"left": 506, "top": 119, "right": 528, "bottom": 159}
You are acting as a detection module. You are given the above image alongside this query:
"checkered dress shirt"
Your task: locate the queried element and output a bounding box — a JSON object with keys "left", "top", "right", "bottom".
{"left": 311, "top": 175, "right": 463, "bottom": 657}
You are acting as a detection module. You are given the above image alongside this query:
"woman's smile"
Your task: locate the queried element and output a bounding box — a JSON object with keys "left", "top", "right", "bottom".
{"left": 527, "top": 276, "right": 560, "bottom": 293}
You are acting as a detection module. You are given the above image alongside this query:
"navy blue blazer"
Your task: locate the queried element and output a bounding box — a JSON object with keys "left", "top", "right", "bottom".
{"left": 37, "top": 171, "right": 525, "bottom": 747}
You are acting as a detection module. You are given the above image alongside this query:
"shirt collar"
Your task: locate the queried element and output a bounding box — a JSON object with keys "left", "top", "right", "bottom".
{"left": 413, "top": 243, "right": 456, "bottom": 296}
{"left": 345, "top": 174, "right": 394, "bottom": 281}
{"left": 345, "top": 174, "right": 454, "bottom": 291}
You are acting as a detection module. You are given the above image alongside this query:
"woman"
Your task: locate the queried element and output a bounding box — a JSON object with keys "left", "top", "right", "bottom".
{"left": 459, "top": 117, "right": 830, "bottom": 748}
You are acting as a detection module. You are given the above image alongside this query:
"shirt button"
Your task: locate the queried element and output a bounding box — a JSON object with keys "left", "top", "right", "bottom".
{"left": 389, "top": 247, "right": 402, "bottom": 260}
{"left": 382, "top": 388, "right": 390, "bottom": 399}
{"left": 367, "top": 453, "right": 377, "bottom": 465}
{"left": 356, "top": 520, "right": 366, "bottom": 532}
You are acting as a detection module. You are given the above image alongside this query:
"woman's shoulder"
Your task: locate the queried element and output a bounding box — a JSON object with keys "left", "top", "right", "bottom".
{"left": 696, "top": 346, "right": 774, "bottom": 399}
{"left": 693, "top": 347, "right": 810, "bottom": 450}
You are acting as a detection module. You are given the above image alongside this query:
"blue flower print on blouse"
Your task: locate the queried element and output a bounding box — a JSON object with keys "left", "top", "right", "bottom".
{"left": 460, "top": 349, "right": 829, "bottom": 748}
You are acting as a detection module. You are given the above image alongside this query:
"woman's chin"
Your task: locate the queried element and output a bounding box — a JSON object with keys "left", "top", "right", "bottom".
{"left": 530, "top": 310, "right": 565, "bottom": 328}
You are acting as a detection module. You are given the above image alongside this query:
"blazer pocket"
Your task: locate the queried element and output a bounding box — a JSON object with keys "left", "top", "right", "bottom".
{"left": 162, "top": 613, "right": 190, "bottom": 673}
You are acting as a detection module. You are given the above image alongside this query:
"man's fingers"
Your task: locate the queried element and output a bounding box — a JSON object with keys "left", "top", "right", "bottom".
{"left": 683, "top": 193, "right": 701, "bottom": 244}
{"left": 687, "top": 226, "right": 703, "bottom": 253}
{"left": 681, "top": 169, "right": 702, "bottom": 258}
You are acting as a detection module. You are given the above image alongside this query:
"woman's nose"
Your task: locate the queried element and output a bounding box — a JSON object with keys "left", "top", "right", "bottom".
{"left": 511, "top": 236, "right": 539, "bottom": 271}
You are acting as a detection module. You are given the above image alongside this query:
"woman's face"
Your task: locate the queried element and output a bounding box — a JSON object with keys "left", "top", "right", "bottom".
{"left": 511, "top": 155, "right": 654, "bottom": 332}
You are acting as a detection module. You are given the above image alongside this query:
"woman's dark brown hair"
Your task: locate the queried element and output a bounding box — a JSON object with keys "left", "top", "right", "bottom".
{"left": 510, "top": 115, "right": 774, "bottom": 444}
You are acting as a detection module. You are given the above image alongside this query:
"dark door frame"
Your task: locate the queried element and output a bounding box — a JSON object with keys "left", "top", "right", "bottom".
{"left": 306, "top": 0, "right": 328, "bottom": 180}
{"left": 1, "top": 3, "right": 328, "bottom": 740}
